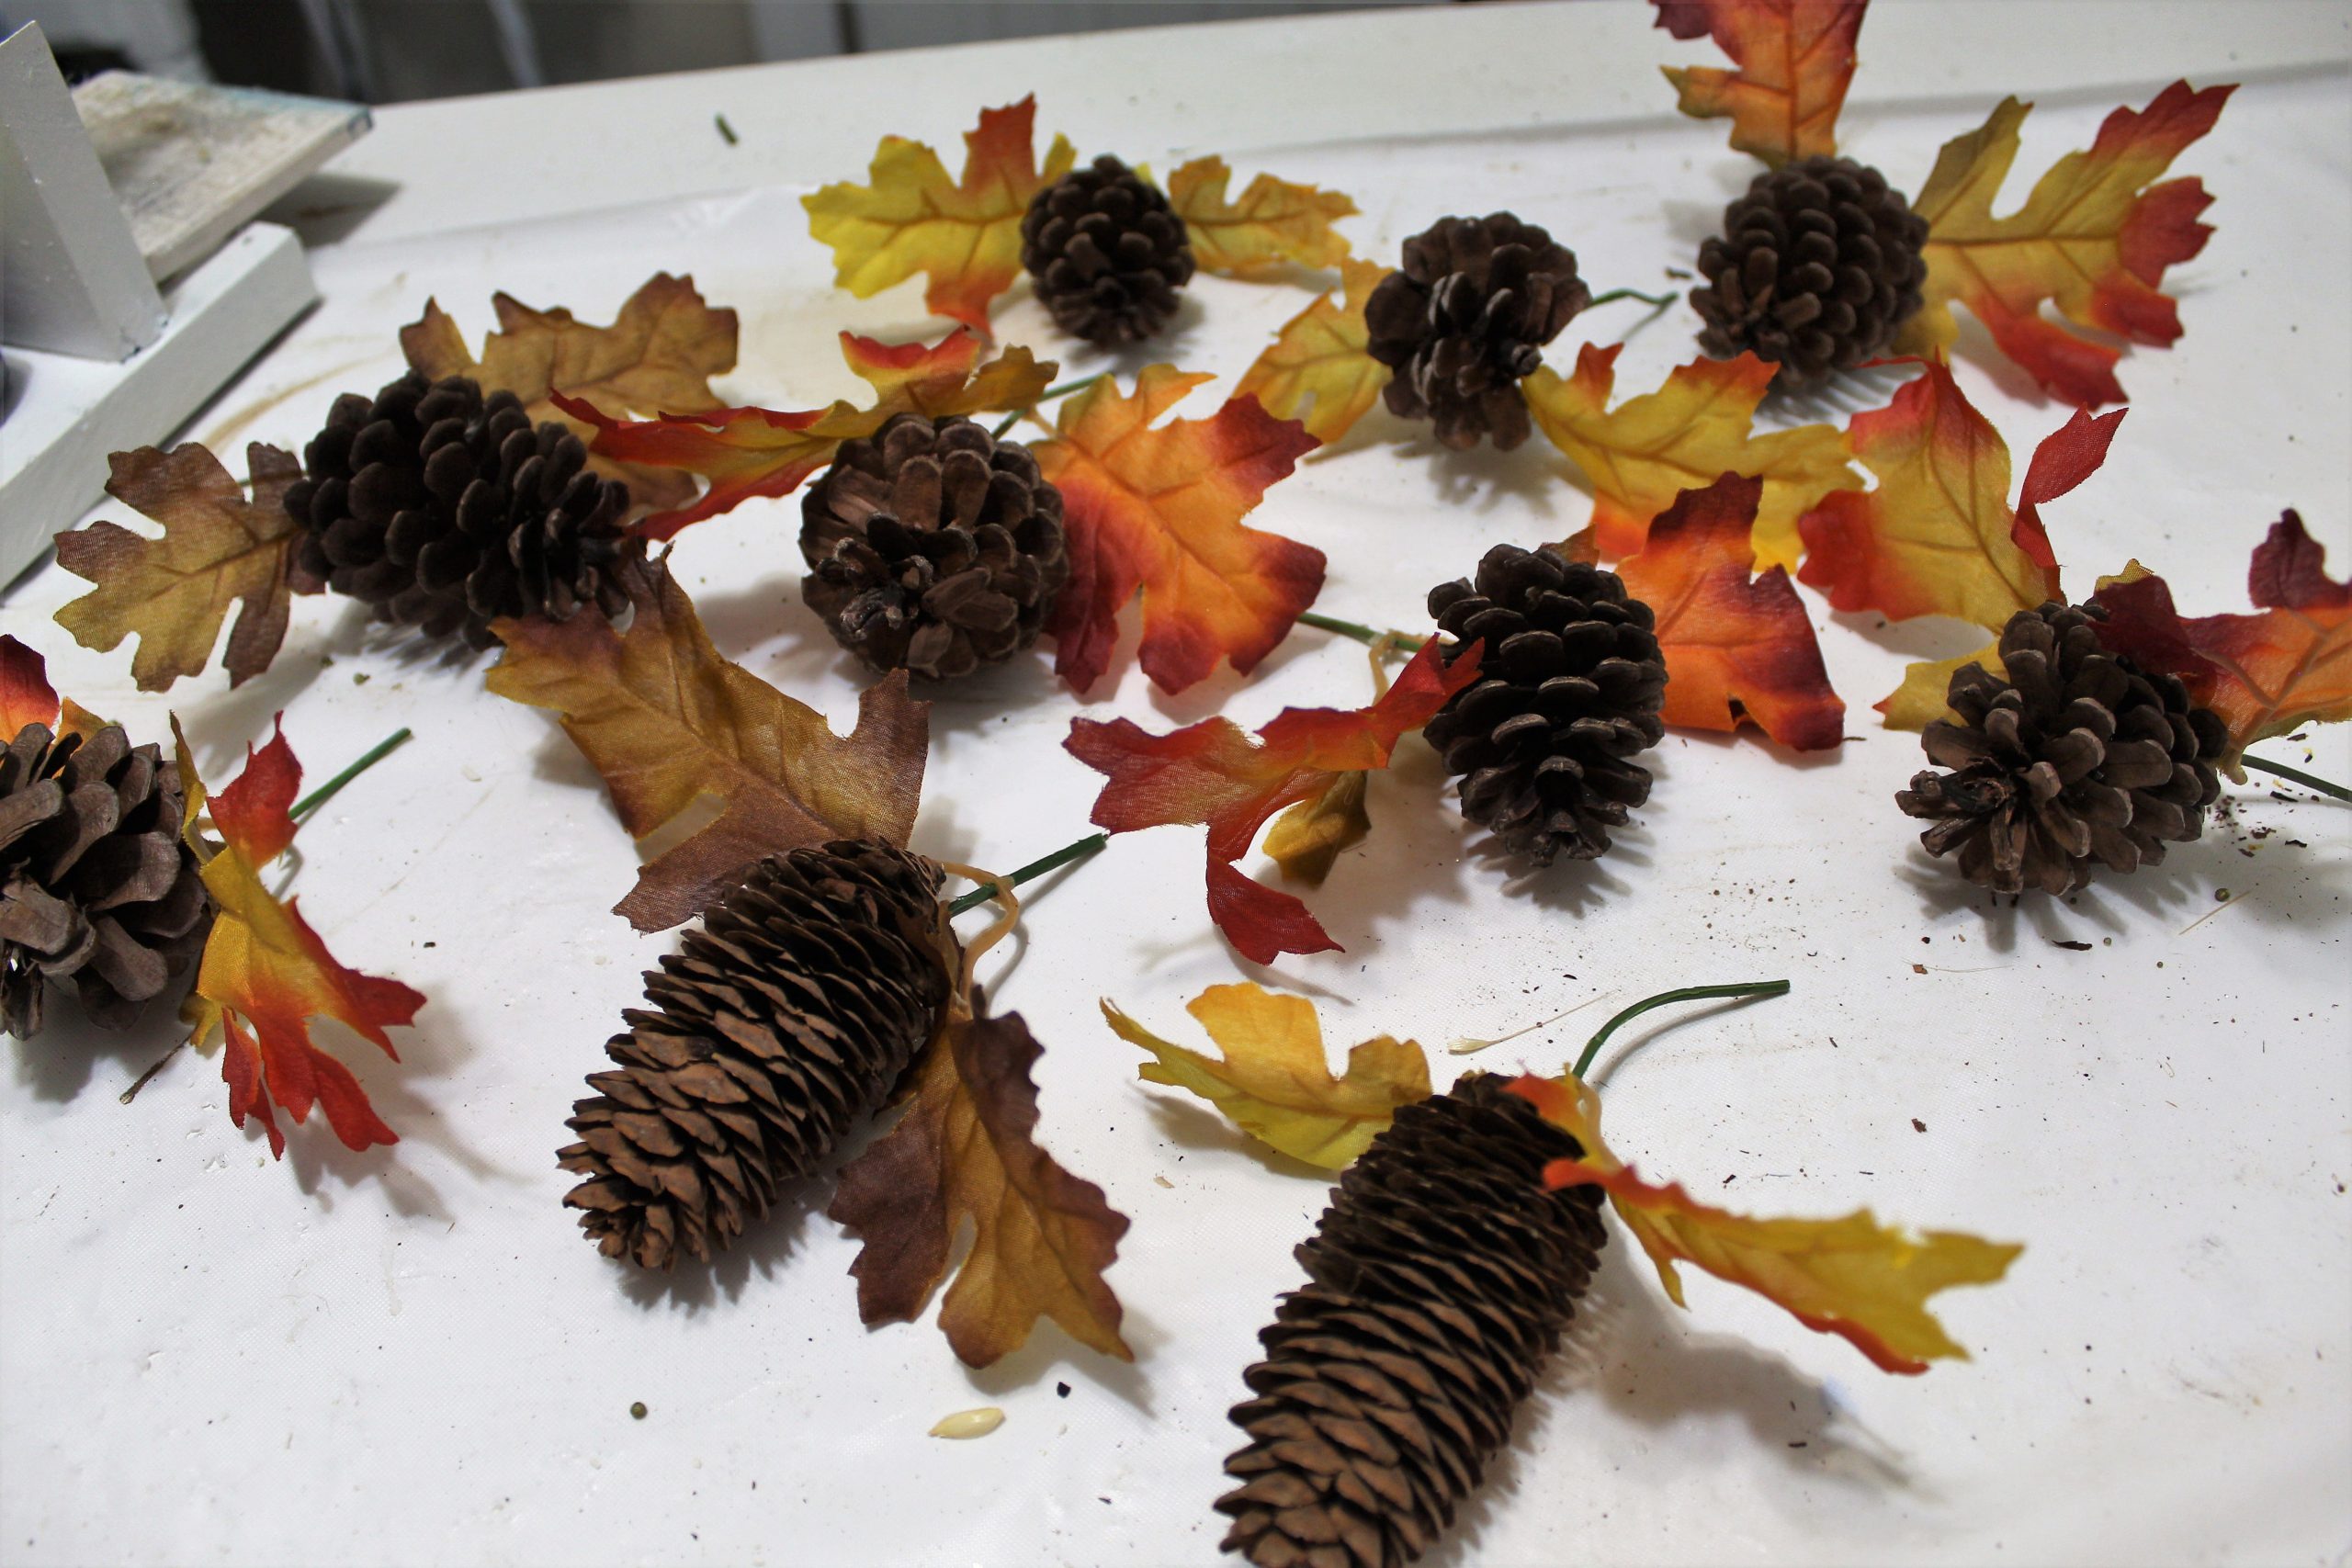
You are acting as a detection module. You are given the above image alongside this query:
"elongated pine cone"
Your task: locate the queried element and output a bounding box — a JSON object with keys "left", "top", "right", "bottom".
{"left": 1021, "top": 154, "right": 1196, "bottom": 344}
{"left": 2, "top": 723, "right": 209, "bottom": 1038}
{"left": 560, "top": 842, "right": 954, "bottom": 1269}
{"left": 1691, "top": 155, "right": 1928, "bottom": 389}
{"left": 1421, "top": 545, "right": 1668, "bottom": 864}
{"left": 1216, "top": 1074, "right": 1608, "bottom": 1568}
{"left": 800, "top": 413, "right": 1070, "bottom": 680}
{"left": 1363, "top": 213, "right": 1589, "bottom": 450}
{"left": 282, "top": 370, "right": 640, "bottom": 649}
{"left": 1897, "top": 603, "right": 2226, "bottom": 896}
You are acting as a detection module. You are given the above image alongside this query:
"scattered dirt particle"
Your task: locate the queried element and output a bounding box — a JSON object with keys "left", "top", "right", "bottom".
{"left": 1912, "top": 1119, "right": 1927, "bottom": 1133}
{"left": 630, "top": 1402, "right": 648, "bottom": 1420}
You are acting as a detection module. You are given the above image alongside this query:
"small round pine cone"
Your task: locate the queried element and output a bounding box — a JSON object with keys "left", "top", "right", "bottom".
{"left": 1897, "top": 602, "right": 2227, "bottom": 896}
{"left": 559, "top": 841, "right": 955, "bottom": 1269}
{"left": 1690, "top": 155, "right": 1928, "bottom": 389}
{"left": 282, "top": 370, "right": 640, "bottom": 649}
{"left": 1363, "top": 213, "right": 1589, "bottom": 450}
{"left": 799, "top": 413, "right": 1070, "bottom": 680}
{"left": 1421, "top": 545, "right": 1668, "bottom": 864}
{"left": 2, "top": 722, "right": 209, "bottom": 1038}
{"left": 1021, "top": 154, "right": 1196, "bottom": 345}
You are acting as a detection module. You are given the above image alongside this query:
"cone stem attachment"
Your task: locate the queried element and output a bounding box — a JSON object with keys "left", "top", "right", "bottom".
{"left": 1297, "top": 610, "right": 1428, "bottom": 654}
{"left": 291, "top": 728, "right": 413, "bottom": 822}
{"left": 2241, "top": 754, "right": 2351, "bottom": 802}
{"left": 989, "top": 374, "right": 1108, "bottom": 438}
{"left": 947, "top": 832, "right": 1109, "bottom": 915}
{"left": 1589, "top": 286, "right": 1678, "bottom": 310}
{"left": 1574, "top": 979, "right": 1791, "bottom": 1080}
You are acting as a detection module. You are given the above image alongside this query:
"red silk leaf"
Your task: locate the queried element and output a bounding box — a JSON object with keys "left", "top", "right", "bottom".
{"left": 1651, "top": 0, "right": 1866, "bottom": 167}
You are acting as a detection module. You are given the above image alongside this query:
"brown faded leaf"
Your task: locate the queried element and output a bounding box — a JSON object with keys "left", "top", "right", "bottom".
{"left": 831, "top": 1009, "right": 1130, "bottom": 1368}
{"left": 485, "top": 558, "right": 927, "bottom": 931}
{"left": 53, "top": 443, "right": 306, "bottom": 692}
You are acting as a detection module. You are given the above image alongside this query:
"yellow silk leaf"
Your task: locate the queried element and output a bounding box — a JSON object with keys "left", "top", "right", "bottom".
{"left": 1165, "top": 156, "right": 1357, "bottom": 274}
{"left": 1877, "top": 639, "right": 2002, "bottom": 730}
{"left": 1262, "top": 771, "right": 1371, "bottom": 885}
{"left": 1233, "top": 259, "right": 1394, "bottom": 445}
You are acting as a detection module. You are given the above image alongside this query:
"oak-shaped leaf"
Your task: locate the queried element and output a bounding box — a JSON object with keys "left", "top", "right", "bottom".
{"left": 1064, "top": 637, "right": 1480, "bottom": 964}
{"left": 1104, "top": 982, "right": 1430, "bottom": 1169}
{"left": 1233, "top": 259, "right": 1395, "bottom": 446}
{"left": 1165, "top": 156, "right": 1357, "bottom": 275}
{"left": 1651, "top": 0, "right": 1867, "bottom": 167}
{"left": 803, "top": 96, "right": 1077, "bottom": 331}
{"left": 830, "top": 1008, "right": 1129, "bottom": 1368}
{"left": 53, "top": 443, "right": 307, "bottom": 693}
{"left": 1899, "top": 81, "right": 2233, "bottom": 407}
{"left": 1511, "top": 1074, "right": 2019, "bottom": 1374}
{"left": 173, "top": 719, "right": 424, "bottom": 1156}
{"left": 485, "top": 557, "right": 927, "bottom": 931}
{"left": 1035, "top": 367, "right": 1323, "bottom": 694}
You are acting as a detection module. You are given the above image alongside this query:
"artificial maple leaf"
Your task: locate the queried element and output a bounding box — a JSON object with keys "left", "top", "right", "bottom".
{"left": 1233, "top": 259, "right": 1394, "bottom": 446}
{"left": 1034, "top": 367, "right": 1323, "bottom": 694}
{"left": 1064, "top": 637, "right": 1481, "bottom": 964}
{"left": 173, "top": 718, "right": 423, "bottom": 1156}
{"left": 1617, "top": 475, "right": 1844, "bottom": 750}
{"left": 804, "top": 96, "right": 1076, "bottom": 331}
{"left": 2092, "top": 513, "right": 2351, "bottom": 774}
{"left": 1164, "top": 156, "right": 1357, "bottom": 274}
{"left": 830, "top": 1008, "right": 1128, "bottom": 1368}
{"left": 1797, "top": 363, "right": 2121, "bottom": 627}
{"left": 0, "top": 636, "right": 60, "bottom": 736}
{"left": 1651, "top": 0, "right": 1866, "bottom": 167}
{"left": 1104, "top": 982, "right": 1430, "bottom": 1169}
{"left": 1523, "top": 344, "right": 1860, "bottom": 567}
{"left": 486, "top": 558, "right": 927, "bottom": 931}
{"left": 1511, "top": 1074, "right": 2019, "bottom": 1374}
{"left": 52, "top": 443, "right": 307, "bottom": 693}
{"left": 560, "top": 329, "right": 1054, "bottom": 541}
{"left": 401, "top": 273, "right": 739, "bottom": 512}
{"left": 1898, "top": 81, "right": 2234, "bottom": 407}
{"left": 1875, "top": 637, "right": 2001, "bottom": 730}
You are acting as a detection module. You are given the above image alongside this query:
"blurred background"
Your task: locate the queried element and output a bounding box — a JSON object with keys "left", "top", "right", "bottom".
{"left": 8, "top": 0, "right": 1432, "bottom": 100}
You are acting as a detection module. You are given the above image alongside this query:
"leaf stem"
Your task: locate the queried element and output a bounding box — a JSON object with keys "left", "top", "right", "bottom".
{"left": 989, "top": 374, "right": 1108, "bottom": 438}
{"left": 291, "top": 728, "right": 413, "bottom": 821}
{"left": 1297, "top": 610, "right": 1428, "bottom": 653}
{"left": 1589, "top": 286, "right": 1679, "bottom": 310}
{"left": 1574, "top": 979, "right": 1791, "bottom": 1080}
{"left": 2241, "top": 754, "right": 2351, "bottom": 802}
{"left": 948, "top": 832, "right": 1109, "bottom": 915}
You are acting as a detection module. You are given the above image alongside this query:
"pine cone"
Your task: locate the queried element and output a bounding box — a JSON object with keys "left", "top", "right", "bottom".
{"left": 282, "top": 370, "right": 640, "bottom": 649}
{"left": 1421, "top": 546, "right": 1668, "bottom": 864}
{"left": 560, "top": 841, "right": 955, "bottom": 1269}
{"left": 1897, "top": 603, "right": 2227, "bottom": 896}
{"left": 1021, "top": 154, "right": 1196, "bottom": 345}
{"left": 1216, "top": 1074, "right": 1608, "bottom": 1568}
{"left": 1690, "top": 155, "right": 1928, "bottom": 390}
{"left": 800, "top": 413, "right": 1070, "bottom": 680}
{"left": 2, "top": 722, "right": 209, "bottom": 1038}
{"left": 1363, "top": 214, "right": 1589, "bottom": 450}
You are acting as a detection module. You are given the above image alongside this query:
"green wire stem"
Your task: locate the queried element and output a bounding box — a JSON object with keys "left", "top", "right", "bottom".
{"left": 1573, "top": 979, "right": 1792, "bottom": 1080}
{"left": 291, "top": 728, "right": 413, "bottom": 821}
{"left": 1296, "top": 610, "right": 1428, "bottom": 653}
{"left": 989, "top": 374, "right": 1109, "bottom": 439}
{"left": 948, "top": 832, "right": 1110, "bottom": 916}
{"left": 2241, "top": 754, "right": 2351, "bottom": 802}
{"left": 1588, "top": 286, "right": 1679, "bottom": 310}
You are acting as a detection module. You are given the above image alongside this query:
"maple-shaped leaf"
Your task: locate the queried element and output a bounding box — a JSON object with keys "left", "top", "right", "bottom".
{"left": 1651, "top": 0, "right": 1867, "bottom": 167}
{"left": 1164, "top": 156, "right": 1357, "bottom": 274}
{"left": 1524, "top": 344, "right": 1860, "bottom": 568}
{"left": 1064, "top": 637, "right": 1481, "bottom": 964}
{"left": 173, "top": 719, "right": 423, "bottom": 1156}
{"left": 0, "top": 636, "right": 61, "bottom": 736}
{"left": 2092, "top": 513, "right": 2351, "bottom": 775}
{"left": 831, "top": 1009, "right": 1128, "bottom": 1368}
{"left": 1875, "top": 637, "right": 2001, "bottom": 730}
{"left": 1104, "top": 983, "right": 1430, "bottom": 1169}
{"left": 1035, "top": 367, "right": 1324, "bottom": 694}
{"left": 52, "top": 443, "right": 307, "bottom": 693}
{"left": 1797, "top": 363, "right": 2122, "bottom": 627}
{"left": 486, "top": 558, "right": 928, "bottom": 931}
{"left": 1617, "top": 475, "right": 1844, "bottom": 750}
{"left": 1898, "top": 81, "right": 2234, "bottom": 407}
{"left": 1234, "top": 259, "right": 1395, "bottom": 446}
{"left": 1511, "top": 1074, "right": 2019, "bottom": 1374}
{"left": 560, "top": 329, "right": 1054, "bottom": 541}
{"left": 401, "top": 273, "right": 740, "bottom": 512}
{"left": 804, "top": 96, "right": 1077, "bottom": 331}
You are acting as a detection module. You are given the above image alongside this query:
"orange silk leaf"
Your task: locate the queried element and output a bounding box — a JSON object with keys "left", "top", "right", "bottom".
{"left": 1651, "top": 0, "right": 1866, "bottom": 167}
{"left": 0, "top": 636, "right": 60, "bottom": 736}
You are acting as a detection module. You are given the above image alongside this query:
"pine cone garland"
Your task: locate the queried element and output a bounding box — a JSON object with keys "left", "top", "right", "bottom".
{"left": 560, "top": 842, "right": 954, "bottom": 1269}
{"left": 1216, "top": 1074, "right": 1608, "bottom": 1568}
{"left": 1421, "top": 546, "right": 1668, "bottom": 864}
{"left": 1897, "top": 603, "right": 2227, "bottom": 896}
{"left": 1690, "top": 155, "right": 1928, "bottom": 389}
{"left": 800, "top": 413, "right": 1070, "bottom": 680}
{"left": 282, "top": 370, "right": 640, "bottom": 649}
{"left": 2, "top": 723, "right": 209, "bottom": 1039}
{"left": 1363, "top": 214, "right": 1589, "bottom": 450}
{"left": 1021, "top": 154, "right": 1196, "bottom": 345}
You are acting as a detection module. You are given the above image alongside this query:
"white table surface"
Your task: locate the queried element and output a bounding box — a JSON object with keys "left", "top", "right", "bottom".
{"left": 4, "top": 3, "right": 2349, "bottom": 1565}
